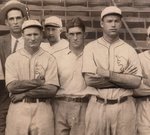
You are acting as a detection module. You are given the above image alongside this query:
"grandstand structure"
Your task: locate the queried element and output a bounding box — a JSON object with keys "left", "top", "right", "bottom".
{"left": 0, "top": 0, "right": 150, "bottom": 52}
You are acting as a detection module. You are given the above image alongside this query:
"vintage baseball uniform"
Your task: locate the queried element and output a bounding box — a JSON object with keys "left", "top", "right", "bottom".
{"left": 82, "top": 37, "right": 142, "bottom": 135}
{"left": 135, "top": 51, "right": 150, "bottom": 135}
{"left": 53, "top": 47, "right": 94, "bottom": 135}
{"left": 40, "top": 39, "right": 68, "bottom": 54}
{"left": 5, "top": 48, "right": 59, "bottom": 135}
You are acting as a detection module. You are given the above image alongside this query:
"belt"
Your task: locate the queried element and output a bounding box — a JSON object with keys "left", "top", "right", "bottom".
{"left": 12, "top": 98, "right": 49, "bottom": 104}
{"left": 135, "top": 96, "right": 150, "bottom": 101}
{"left": 56, "top": 96, "right": 89, "bottom": 103}
{"left": 96, "top": 96, "right": 128, "bottom": 104}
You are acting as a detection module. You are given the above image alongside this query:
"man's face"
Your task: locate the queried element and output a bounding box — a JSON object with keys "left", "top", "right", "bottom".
{"left": 67, "top": 27, "right": 85, "bottom": 49}
{"left": 101, "top": 15, "right": 122, "bottom": 38}
{"left": 5, "top": 9, "right": 24, "bottom": 34}
{"left": 23, "top": 27, "right": 42, "bottom": 50}
{"left": 45, "top": 26, "right": 61, "bottom": 45}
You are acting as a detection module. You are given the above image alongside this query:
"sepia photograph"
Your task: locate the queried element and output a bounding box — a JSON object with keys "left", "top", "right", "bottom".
{"left": 0, "top": 0, "right": 150, "bottom": 135}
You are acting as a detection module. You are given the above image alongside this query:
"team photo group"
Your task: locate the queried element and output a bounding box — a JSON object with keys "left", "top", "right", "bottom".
{"left": 0, "top": 0, "right": 149, "bottom": 135}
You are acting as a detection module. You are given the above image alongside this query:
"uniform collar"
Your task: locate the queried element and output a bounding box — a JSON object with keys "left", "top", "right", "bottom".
{"left": 65, "top": 46, "right": 83, "bottom": 57}
{"left": 143, "top": 50, "right": 150, "bottom": 60}
{"left": 97, "top": 37, "right": 124, "bottom": 48}
{"left": 66, "top": 47, "right": 71, "bottom": 54}
{"left": 19, "top": 47, "right": 44, "bottom": 58}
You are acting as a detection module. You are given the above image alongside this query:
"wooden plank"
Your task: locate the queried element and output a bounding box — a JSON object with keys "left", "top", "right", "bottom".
{"left": 43, "top": 5, "right": 66, "bottom": 10}
{"left": 0, "top": 25, "right": 9, "bottom": 31}
{"left": 65, "top": 0, "right": 87, "bottom": 6}
{"left": 87, "top": 0, "right": 109, "bottom": 7}
{"left": 124, "top": 17, "right": 145, "bottom": 22}
{"left": 28, "top": 5, "right": 43, "bottom": 10}
{"left": 114, "top": 0, "right": 133, "bottom": 6}
{"left": 134, "top": 0, "right": 150, "bottom": 6}
{"left": 129, "top": 28, "right": 147, "bottom": 34}
{"left": 22, "top": 0, "right": 42, "bottom": 6}
{"left": 43, "top": 0, "right": 64, "bottom": 6}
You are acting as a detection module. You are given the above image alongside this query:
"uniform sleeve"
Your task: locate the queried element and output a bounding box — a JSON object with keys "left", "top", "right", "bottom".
{"left": 134, "top": 78, "right": 150, "bottom": 96}
{"left": 45, "top": 56, "right": 59, "bottom": 87}
{"left": 5, "top": 55, "right": 18, "bottom": 85}
{"left": 82, "top": 45, "right": 97, "bottom": 74}
{"left": 134, "top": 53, "right": 150, "bottom": 96}
{"left": 128, "top": 47, "right": 142, "bottom": 77}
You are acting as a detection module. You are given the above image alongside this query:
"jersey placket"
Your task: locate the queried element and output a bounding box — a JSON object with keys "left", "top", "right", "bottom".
{"left": 109, "top": 43, "right": 115, "bottom": 71}
{"left": 29, "top": 56, "right": 37, "bottom": 80}
{"left": 109, "top": 41, "right": 123, "bottom": 72}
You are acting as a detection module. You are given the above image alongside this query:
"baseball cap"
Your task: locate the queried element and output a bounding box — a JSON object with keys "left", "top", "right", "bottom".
{"left": 22, "top": 20, "right": 43, "bottom": 31}
{"left": 44, "top": 16, "right": 62, "bottom": 28}
{"left": 101, "top": 6, "right": 122, "bottom": 20}
{"left": 0, "top": 0, "right": 29, "bottom": 25}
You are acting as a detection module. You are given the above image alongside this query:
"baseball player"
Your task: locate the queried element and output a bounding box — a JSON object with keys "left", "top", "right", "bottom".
{"left": 0, "top": 1, "right": 29, "bottom": 134}
{"left": 5, "top": 20, "right": 59, "bottom": 135}
{"left": 53, "top": 17, "right": 92, "bottom": 135}
{"left": 82, "top": 6, "right": 142, "bottom": 135}
{"left": 41, "top": 16, "right": 68, "bottom": 54}
{"left": 134, "top": 26, "right": 150, "bottom": 135}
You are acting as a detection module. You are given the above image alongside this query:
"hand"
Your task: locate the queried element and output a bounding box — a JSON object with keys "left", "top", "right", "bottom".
{"left": 37, "top": 74, "right": 45, "bottom": 80}
{"left": 10, "top": 93, "right": 26, "bottom": 103}
{"left": 96, "top": 65, "right": 109, "bottom": 78}
{"left": 142, "top": 70, "right": 150, "bottom": 86}
{"left": 124, "top": 65, "right": 137, "bottom": 75}
{"left": 34, "top": 76, "right": 45, "bottom": 85}
{"left": 143, "top": 78, "right": 150, "bottom": 87}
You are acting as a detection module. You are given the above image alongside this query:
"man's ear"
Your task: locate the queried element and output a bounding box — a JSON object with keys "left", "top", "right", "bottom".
{"left": 100, "top": 20, "right": 103, "bottom": 28}
{"left": 40, "top": 31, "right": 43, "bottom": 39}
{"left": 146, "top": 36, "right": 150, "bottom": 46}
{"left": 5, "top": 19, "right": 9, "bottom": 26}
{"left": 65, "top": 32, "right": 69, "bottom": 39}
{"left": 23, "top": 17, "right": 27, "bottom": 22}
{"left": 84, "top": 32, "right": 88, "bottom": 38}
{"left": 59, "top": 28, "right": 63, "bottom": 33}
{"left": 21, "top": 32, "right": 24, "bottom": 38}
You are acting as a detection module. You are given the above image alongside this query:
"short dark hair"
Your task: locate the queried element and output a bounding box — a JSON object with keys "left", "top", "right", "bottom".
{"left": 66, "top": 17, "right": 85, "bottom": 32}
{"left": 6, "top": 8, "right": 24, "bottom": 19}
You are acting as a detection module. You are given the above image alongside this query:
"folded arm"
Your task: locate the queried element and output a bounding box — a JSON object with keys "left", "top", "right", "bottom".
{"left": 7, "top": 79, "right": 44, "bottom": 94}
{"left": 84, "top": 65, "right": 141, "bottom": 89}
{"left": 134, "top": 77, "right": 150, "bottom": 96}
{"left": 109, "top": 71, "right": 141, "bottom": 89}
{"left": 84, "top": 73, "right": 119, "bottom": 89}
{"left": 25, "top": 84, "right": 59, "bottom": 98}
